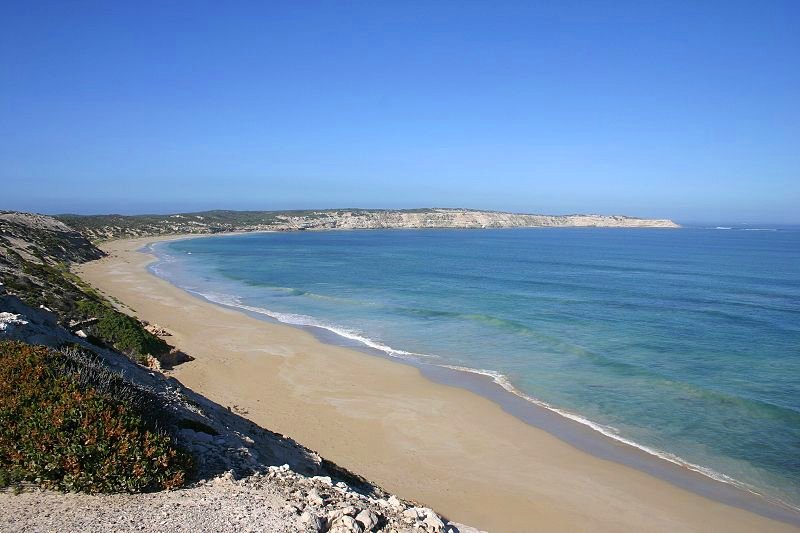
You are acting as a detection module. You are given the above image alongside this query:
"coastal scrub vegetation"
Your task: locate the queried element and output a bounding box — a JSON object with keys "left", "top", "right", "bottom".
{"left": 0, "top": 341, "right": 192, "bottom": 493}
{"left": 75, "top": 300, "right": 169, "bottom": 363}
{"left": 1, "top": 231, "right": 169, "bottom": 364}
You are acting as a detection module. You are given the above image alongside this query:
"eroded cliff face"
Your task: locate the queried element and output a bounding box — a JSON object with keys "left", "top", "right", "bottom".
{"left": 58, "top": 208, "right": 679, "bottom": 241}
{"left": 272, "top": 210, "right": 680, "bottom": 230}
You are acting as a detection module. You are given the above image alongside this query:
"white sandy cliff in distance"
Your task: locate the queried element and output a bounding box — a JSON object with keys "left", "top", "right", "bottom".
{"left": 56, "top": 208, "right": 680, "bottom": 242}
{"left": 267, "top": 210, "right": 681, "bottom": 230}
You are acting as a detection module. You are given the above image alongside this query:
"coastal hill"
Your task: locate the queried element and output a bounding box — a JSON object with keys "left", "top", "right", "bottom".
{"left": 57, "top": 208, "right": 680, "bottom": 242}
{"left": 0, "top": 212, "right": 477, "bottom": 532}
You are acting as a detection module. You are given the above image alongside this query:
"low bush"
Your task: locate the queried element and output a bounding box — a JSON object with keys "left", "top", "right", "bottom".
{"left": 0, "top": 341, "right": 192, "bottom": 493}
{"left": 76, "top": 300, "right": 169, "bottom": 362}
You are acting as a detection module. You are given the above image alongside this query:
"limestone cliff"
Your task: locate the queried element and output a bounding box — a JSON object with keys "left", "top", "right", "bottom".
{"left": 58, "top": 208, "right": 679, "bottom": 242}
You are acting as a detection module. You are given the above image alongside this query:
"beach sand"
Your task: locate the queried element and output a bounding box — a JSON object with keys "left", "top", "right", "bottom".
{"left": 75, "top": 235, "right": 798, "bottom": 533}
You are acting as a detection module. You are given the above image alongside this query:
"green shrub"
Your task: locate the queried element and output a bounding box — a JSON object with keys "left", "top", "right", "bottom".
{"left": 0, "top": 341, "right": 192, "bottom": 493}
{"left": 76, "top": 300, "right": 169, "bottom": 362}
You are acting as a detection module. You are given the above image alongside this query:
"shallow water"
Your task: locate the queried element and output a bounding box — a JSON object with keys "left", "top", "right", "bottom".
{"left": 152, "top": 226, "right": 800, "bottom": 509}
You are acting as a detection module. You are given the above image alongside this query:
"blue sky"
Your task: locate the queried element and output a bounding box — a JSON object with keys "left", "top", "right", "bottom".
{"left": 1, "top": 1, "right": 798, "bottom": 223}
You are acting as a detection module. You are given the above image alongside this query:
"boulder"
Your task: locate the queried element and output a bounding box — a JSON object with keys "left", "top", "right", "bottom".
{"left": 306, "top": 488, "right": 324, "bottom": 506}
{"left": 387, "top": 495, "right": 405, "bottom": 511}
{"left": 327, "top": 505, "right": 357, "bottom": 521}
{"left": 355, "top": 508, "right": 380, "bottom": 531}
{"left": 423, "top": 511, "right": 446, "bottom": 532}
{"left": 328, "top": 515, "right": 364, "bottom": 533}
{"left": 402, "top": 508, "right": 421, "bottom": 524}
{"left": 298, "top": 510, "right": 325, "bottom": 532}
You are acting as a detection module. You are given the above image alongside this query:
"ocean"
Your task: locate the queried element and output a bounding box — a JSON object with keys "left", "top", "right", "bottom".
{"left": 150, "top": 226, "right": 800, "bottom": 511}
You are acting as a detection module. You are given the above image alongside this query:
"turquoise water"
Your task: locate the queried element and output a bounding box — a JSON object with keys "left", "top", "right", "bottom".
{"left": 152, "top": 227, "right": 800, "bottom": 509}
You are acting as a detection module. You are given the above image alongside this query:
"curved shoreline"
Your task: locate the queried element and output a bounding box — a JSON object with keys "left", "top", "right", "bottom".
{"left": 155, "top": 258, "right": 800, "bottom": 525}
{"left": 146, "top": 233, "right": 800, "bottom": 520}
{"left": 77, "top": 234, "right": 800, "bottom": 532}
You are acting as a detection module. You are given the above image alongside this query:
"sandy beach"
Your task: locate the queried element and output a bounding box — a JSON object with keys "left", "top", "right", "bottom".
{"left": 74, "top": 235, "right": 799, "bottom": 533}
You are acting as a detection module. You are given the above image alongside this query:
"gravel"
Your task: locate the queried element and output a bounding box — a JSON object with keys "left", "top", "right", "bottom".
{"left": 0, "top": 478, "right": 293, "bottom": 533}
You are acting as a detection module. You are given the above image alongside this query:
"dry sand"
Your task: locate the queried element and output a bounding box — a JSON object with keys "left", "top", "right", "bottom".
{"left": 75, "top": 235, "right": 799, "bottom": 533}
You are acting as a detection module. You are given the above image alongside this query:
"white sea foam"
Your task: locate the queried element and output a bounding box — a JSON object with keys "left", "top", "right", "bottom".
{"left": 190, "top": 290, "right": 432, "bottom": 360}
{"left": 712, "top": 227, "right": 778, "bottom": 232}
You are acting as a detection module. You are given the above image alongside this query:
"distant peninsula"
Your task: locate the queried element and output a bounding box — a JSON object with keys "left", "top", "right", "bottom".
{"left": 56, "top": 208, "right": 680, "bottom": 242}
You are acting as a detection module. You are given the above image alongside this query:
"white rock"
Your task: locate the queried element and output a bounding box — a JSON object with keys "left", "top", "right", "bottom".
{"left": 298, "top": 511, "right": 325, "bottom": 532}
{"left": 283, "top": 504, "right": 300, "bottom": 515}
{"left": 355, "top": 509, "right": 380, "bottom": 531}
{"left": 402, "top": 508, "right": 421, "bottom": 524}
{"left": 387, "top": 495, "right": 405, "bottom": 511}
{"left": 328, "top": 515, "right": 364, "bottom": 533}
{"left": 327, "top": 505, "right": 357, "bottom": 521}
{"left": 306, "top": 488, "right": 324, "bottom": 506}
{"left": 423, "top": 511, "right": 446, "bottom": 532}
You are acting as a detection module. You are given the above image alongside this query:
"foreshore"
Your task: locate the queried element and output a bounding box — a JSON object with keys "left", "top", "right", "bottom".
{"left": 75, "top": 235, "right": 799, "bottom": 532}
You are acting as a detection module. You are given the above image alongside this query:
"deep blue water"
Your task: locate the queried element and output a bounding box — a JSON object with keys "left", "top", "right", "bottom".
{"left": 153, "top": 227, "right": 800, "bottom": 508}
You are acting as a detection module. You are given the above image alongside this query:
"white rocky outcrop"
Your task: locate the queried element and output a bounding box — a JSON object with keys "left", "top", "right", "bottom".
{"left": 0, "top": 295, "right": 75, "bottom": 346}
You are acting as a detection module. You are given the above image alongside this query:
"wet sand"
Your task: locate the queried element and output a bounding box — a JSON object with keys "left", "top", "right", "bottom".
{"left": 75, "top": 235, "right": 799, "bottom": 532}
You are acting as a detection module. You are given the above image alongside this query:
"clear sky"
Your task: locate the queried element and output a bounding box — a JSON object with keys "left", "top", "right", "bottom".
{"left": 1, "top": 1, "right": 798, "bottom": 223}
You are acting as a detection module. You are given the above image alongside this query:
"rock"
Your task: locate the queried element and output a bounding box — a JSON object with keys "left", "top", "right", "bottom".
{"left": 387, "top": 495, "right": 405, "bottom": 511}
{"left": 181, "top": 429, "right": 214, "bottom": 443}
{"left": 298, "top": 511, "right": 325, "bottom": 532}
{"left": 306, "top": 488, "right": 324, "bottom": 506}
{"left": 0, "top": 299, "right": 74, "bottom": 346}
{"left": 423, "top": 511, "right": 446, "bottom": 532}
{"left": 327, "top": 505, "right": 357, "bottom": 521}
{"left": 0, "top": 312, "right": 28, "bottom": 333}
{"left": 355, "top": 508, "right": 380, "bottom": 531}
{"left": 0, "top": 295, "right": 59, "bottom": 327}
{"left": 146, "top": 354, "right": 163, "bottom": 371}
{"left": 144, "top": 323, "right": 171, "bottom": 336}
{"left": 283, "top": 504, "right": 300, "bottom": 515}
{"left": 402, "top": 508, "right": 421, "bottom": 524}
{"left": 328, "top": 515, "right": 364, "bottom": 533}
{"left": 399, "top": 507, "right": 447, "bottom": 532}
{"left": 154, "top": 348, "right": 192, "bottom": 368}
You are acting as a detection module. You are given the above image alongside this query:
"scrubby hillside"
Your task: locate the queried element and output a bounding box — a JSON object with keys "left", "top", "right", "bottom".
{"left": 0, "top": 211, "right": 104, "bottom": 263}
{"left": 0, "top": 211, "right": 475, "bottom": 532}
{"left": 58, "top": 208, "right": 680, "bottom": 242}
{"left": 0, "top": 212, "right": 170, "bottom": 363}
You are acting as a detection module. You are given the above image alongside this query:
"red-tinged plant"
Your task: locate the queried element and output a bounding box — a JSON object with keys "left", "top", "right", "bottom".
{"left": 0, "top": 341, "right": 192, "bottom": 493}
